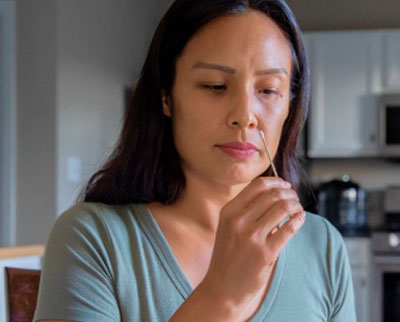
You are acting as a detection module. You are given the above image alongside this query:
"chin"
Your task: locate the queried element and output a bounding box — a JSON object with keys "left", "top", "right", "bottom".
{"left": 217, "top": 166, "right": 264, "bottom": 186}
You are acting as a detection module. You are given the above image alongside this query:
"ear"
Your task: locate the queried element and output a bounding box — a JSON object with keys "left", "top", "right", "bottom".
{"left": 161, "top": 90, "right": 171, "bottom": 117}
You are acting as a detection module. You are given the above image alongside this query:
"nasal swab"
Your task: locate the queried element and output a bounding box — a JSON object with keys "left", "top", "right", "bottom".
{"left": 259, "top": 130, "right": 278, "bottom": 178}
{"left": 259, "top": 130, "right": 298, "bottom": 234}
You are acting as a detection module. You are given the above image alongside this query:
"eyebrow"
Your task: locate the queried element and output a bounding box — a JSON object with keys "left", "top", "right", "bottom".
{"left": 191, "top": 61, "right": 288, "bottom": 76}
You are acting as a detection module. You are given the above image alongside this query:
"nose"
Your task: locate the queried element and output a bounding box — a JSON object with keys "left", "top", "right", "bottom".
{"left": 226, "top": 88, "right": 258, "bottom": 130}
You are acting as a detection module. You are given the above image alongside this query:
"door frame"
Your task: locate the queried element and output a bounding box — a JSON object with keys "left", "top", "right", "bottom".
{"left": 0, "top": 1, "right": 17, "bottom": 246}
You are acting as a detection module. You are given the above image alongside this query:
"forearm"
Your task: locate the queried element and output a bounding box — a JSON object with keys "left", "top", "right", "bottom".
{"left": 169, "top": 281, "right": 240, "bottom": 322}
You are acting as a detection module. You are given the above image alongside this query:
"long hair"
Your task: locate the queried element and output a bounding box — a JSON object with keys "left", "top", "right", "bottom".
{"left": 80, "top": 0, "right": 311, "bottom": 205}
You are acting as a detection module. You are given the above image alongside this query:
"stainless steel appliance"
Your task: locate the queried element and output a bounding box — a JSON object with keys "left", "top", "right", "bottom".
{"left": 383, "top": 186, "right": 400, "bottom": 231}
{"left": 378, "top": 94, "right": 400, "bottom": 157}
{"left": 371, "top": 186, "right": 400, "bottom": 322}
{"left": 317, "top": 175, "right": 369, "bottom": 236}
{"left": 371, "top": 232, "right": 400, "bottom": 322}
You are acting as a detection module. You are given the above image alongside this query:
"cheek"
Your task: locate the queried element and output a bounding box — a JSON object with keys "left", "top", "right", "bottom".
{"left": 259, "top": 99, "right": 290, "bottom": 130}
{"left": 170, "top": 100, "right": 216, "bottom": 147}
{"left": 258, "top": 102, "right": 290, "bottom": 153}
{"left": 171, "top": 89, "right": 225, "bottom": 134}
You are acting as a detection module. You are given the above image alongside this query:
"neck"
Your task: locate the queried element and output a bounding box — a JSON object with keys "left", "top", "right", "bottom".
{"left": 149, "top": 172, "right": 249, "bottom": 236}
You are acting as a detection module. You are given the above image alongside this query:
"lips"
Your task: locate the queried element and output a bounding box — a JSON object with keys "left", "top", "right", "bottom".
{"left": 217, "top": 142, "right": 258, "bottom": 160}
{"left": 218, "top": 142, "right": 258, "bottom": 150}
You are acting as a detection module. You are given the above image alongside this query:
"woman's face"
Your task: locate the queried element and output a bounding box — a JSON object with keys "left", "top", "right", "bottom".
{"left": 163, "top": 10, "right": 292, "bottom": 187}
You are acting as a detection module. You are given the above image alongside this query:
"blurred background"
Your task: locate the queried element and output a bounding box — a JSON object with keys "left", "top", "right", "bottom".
{"left": 1, "top": 1, "right": 400, "bottom": 321}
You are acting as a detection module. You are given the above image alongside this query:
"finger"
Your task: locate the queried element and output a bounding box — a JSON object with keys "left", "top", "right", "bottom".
{"left": 226, "top": 177, "right": 291, "bottom": 214}
{"left": 268, "top": 210, "right": 302, "bottom": 236}
{"left": 241, "top": 187, "right": 300, "bottom": 223}
{"left": 266, "top": 211, "right": 306, "bottom": 255}
{"left": 257, "top": 199, "right": 304, "bottom": 237}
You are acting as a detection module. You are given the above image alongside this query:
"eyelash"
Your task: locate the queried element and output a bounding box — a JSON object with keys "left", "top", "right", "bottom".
{"left": 202, "top": 85, "right": 278, "bottom": 95}
{"left": 202, "top": 85, "right": 226, "bottom": 93}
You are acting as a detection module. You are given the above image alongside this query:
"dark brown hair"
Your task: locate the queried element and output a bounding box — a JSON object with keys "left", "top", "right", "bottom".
{"left": 80, "top": 0, "right": 311, "bottom": 205}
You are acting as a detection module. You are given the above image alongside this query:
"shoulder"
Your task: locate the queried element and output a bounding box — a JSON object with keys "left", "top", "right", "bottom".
{"left": 290, "top": 212, "right": 349, "bottom": 276}
{"left": 54, "top": 202, "right": 143, "bottom": 231}
{"left": 44, "top": 203, "right": 149, "bottom": 272}
{"left": 51, "top": 202, "right": 151, "bottom": 248}
{"left": 297, "top": 212, "right": 345, "bottom": 250}
{"left": 48, "top": 202, "right": 143, "bottom": 250}
{"left": 293, "top": 212, "right": 351, "bottom": 282}
{"left": 288, "top": 214, "right": 356, "bottom": 320}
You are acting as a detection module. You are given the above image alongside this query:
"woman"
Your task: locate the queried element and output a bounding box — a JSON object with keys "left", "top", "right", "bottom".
{"left": 34, "top": 0, "right": 356, "bottom": 321}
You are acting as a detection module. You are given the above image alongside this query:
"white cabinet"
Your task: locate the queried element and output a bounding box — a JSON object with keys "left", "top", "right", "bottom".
{"left": 304, "top": 30, "right": 400, "bottom": 158}
{"left": 304, "top": 32, "right": 382, "bottom": 158}
{"left": 382, "top": 31, "right": 400, "bottom": 92}
{"left": 343, "top": 237, "right": 371, "bottom": 322}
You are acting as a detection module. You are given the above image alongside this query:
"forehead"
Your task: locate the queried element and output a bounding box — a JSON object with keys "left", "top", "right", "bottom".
{"left": 176, "top": 10, "right": 292, "bottom": 73}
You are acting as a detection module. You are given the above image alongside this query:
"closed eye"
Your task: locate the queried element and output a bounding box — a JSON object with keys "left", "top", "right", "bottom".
{"left": 203, "top": 84, "right": 227, "bottom": 93}
{"left": 259, "top": 89, "right": 277, "bottom": 95}
{"left": 202, "top": 85, "right": 278, "bottom": 96}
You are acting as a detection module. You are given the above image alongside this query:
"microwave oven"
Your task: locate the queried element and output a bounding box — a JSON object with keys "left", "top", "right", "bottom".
{"left": 379, "top": 94, "right": 400, "bottom": 157}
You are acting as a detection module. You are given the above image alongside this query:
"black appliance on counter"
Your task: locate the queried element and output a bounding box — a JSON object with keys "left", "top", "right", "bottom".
{"left": 317, "top": 175, "right": 370, "bottom": 237}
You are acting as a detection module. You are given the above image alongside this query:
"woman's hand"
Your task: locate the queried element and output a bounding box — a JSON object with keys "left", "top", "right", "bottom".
{"left": 201, "top": 176, "right": 305, "bottom": 312}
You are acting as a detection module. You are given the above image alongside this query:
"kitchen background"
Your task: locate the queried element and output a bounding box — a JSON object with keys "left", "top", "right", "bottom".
{"left": 0, "top": 0, "right": 400, "bottom": 321}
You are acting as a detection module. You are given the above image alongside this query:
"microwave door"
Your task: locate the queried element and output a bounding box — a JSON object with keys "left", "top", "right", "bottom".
{"left": 379, "top": 93, "right": 400, "bottom": 156}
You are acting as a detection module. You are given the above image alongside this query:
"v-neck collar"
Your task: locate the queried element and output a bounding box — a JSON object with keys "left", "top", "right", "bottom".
{"left": 133, "top": 203, "right": 286, "bottom": 321}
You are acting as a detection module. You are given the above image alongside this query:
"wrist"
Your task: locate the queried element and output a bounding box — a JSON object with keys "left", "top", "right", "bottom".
{"left": 169, "top": 279, "right": 240, "bottom": 322}
{"left": 195, "top": 278, "right": 244, "bottom": 321}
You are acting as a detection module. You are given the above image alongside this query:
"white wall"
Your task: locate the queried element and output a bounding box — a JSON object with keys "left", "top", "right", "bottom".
{"left": 14, "top": 0, "right": 171, "bottom": 245}
{"left": 0, "top": 1, "right": 17, "bottom": 246}
{"left": 56, "top": 0, "right": 171, "bottom": 214}
{"left": 16, "top": 0, "right": 57, "bottom": 246}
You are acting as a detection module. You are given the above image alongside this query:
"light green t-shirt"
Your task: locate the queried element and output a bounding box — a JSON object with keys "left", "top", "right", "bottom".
{"left": 33, "top": 202, "right": 357, "bottom": 322}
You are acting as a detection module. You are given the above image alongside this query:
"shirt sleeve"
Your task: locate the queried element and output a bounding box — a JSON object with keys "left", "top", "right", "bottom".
{"left": 326, "top": 221, "right": 357, "bottom": 322}
{"left": 33, "top": 203, "right": 120, "bottom": 322}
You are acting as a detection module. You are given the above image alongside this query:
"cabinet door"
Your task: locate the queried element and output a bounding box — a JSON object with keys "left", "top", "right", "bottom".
{"left": 382, "top": 31, "right": 400, "bottom": 91}
{"left": 304, "top": 32, "right": 382, "bottom": 157}
{"left": 343, "top": 238, "right": 371, "bottom": 322}
{"left": 351, "top": 267, "right": 371, "bottom": 322}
